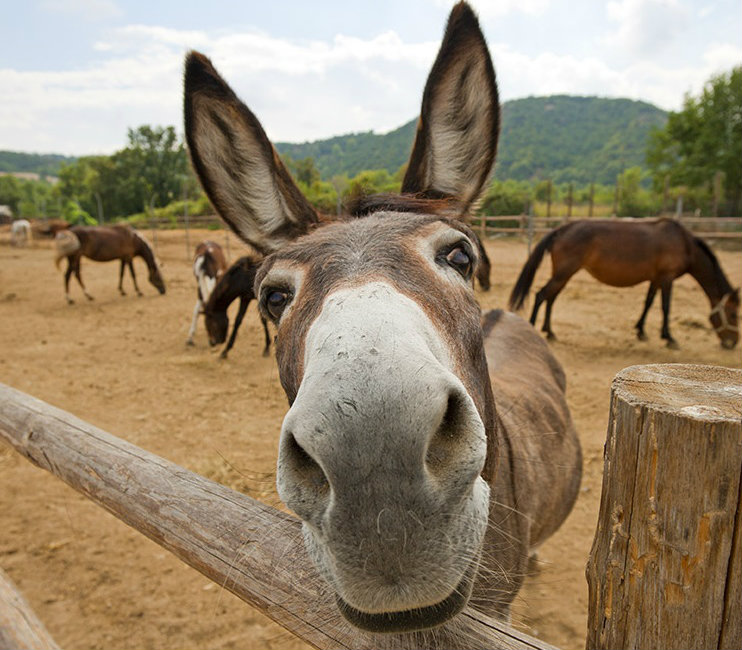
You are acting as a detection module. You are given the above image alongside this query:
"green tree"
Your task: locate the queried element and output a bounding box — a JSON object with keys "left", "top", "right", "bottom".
{"left": 617, "top": 167, "right": 659, "bottom": 216}
{"left": 647, "top": 66, "right": 742, "bottom": 214}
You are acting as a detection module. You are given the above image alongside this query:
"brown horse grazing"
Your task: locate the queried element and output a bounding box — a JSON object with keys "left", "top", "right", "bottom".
{"left": 509, "top": 218, "right": 739, "bottom": 349}
{"left": 202, "top": 254, "right": 271, "bottom": 359}
{"left": 186, "top": 240, "right": 228, "bottom": 346}
{"left": 54, "top": 224, "right": 166, "bottom": 304}
{"left": 184, "top": 1, "right": 581, "bottom": 633}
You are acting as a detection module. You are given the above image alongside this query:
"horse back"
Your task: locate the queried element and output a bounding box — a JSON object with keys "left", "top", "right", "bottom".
{"left": 71, "top": 225, "right": 137, "bottom": 262}
{"left": 482, "top": 309, "right": 581, "bottom": 547}
{"left": 553, "top": 219, "right": 693, "bottom": 286}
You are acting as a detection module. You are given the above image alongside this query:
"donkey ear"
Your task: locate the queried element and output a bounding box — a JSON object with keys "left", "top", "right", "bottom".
{"left": 402, "top": 2, "right": 499, "bottom": 213}
{"left": 184, "top": 51, "right": 319, "bottom": 255}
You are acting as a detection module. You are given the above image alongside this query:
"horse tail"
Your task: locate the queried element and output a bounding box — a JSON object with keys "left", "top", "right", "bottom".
{"left": 508, "top": 227, "right": 561, "bottom": 311}
{"left": 54, "top": 230, "right": 80, "bottom": 269}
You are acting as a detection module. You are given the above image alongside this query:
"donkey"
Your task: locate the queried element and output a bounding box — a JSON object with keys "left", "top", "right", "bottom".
{"left": 55, "top": 224, "right": 166, "bottom": 304}
{"left": 202, "top": 254, "right": 271, "bottom": 359}
{"left": 184, "top": 2, "right": 581, "bottom": 632}
{"left": 186, "top": 240, "right": 228, "bottom": 346}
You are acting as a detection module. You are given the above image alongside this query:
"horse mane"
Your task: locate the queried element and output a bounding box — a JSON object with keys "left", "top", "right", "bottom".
{"left": 693, "top": 236, "right": 733, "bottom": 295}
{"left": 132, "top": 230, "right": 158, "bottom": 268}
{"left": 205, "top": 254, "right": 261, "bottom": 313}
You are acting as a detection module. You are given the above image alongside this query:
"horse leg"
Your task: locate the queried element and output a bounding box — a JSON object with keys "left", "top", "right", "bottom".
{"left": 186, "top": 299, "right": 201, "bottom": 346}
{"left": 660, "top": 281, "right": 678, "bottom": 349}
{"left": 64, "top": 259, "right": 75, "bottom": 304}
{"left": 220, "top": 297, "right": 249, "bottom": 360}
{"left": 127, "top": 260, "right": 143, "bottom": 296}
{"left": 635, "top": 284, "right": 657, "bottom": 341}
{"left": 534, "top": 274, "right": 573, "bottom": 340}
{"left": 260, "top": 315, "right": 271, "bottom": 357}
{"left": 118, "top": 260, "right": 127, "bottom": 296}
{"left": 73, "top": 260, "right": 93, "bottom": 301}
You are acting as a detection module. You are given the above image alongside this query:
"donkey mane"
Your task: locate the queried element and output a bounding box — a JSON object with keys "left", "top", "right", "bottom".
{"left": 348, "top": 193, "right": 460, "bottom": 218}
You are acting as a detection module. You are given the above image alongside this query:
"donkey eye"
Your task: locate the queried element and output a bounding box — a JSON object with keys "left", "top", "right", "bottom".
{"left": 442, "top": 245, "right": 473, "bottom": 279}
{"left": 264, "top": 289, "right": 291, "bottom": 321}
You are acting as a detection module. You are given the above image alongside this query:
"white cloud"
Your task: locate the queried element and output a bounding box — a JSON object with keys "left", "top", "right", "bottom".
{"left": 2, "top": 11, "right": 737, "bottom": 155}
{"left": 605, "top": 0, "right": 688, "bottom": 58}
{"left": 41, "top": 0, "right": 122, "bottom": 21}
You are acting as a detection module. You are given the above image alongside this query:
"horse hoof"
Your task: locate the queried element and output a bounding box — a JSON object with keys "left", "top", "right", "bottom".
{"left": 545, "top": 332, "right": 557, "bottom": 341}
{"left": 185, "top": 339, "right": 195, "bottom": 347}
{"left": 666, "top": 340, "right": 680, "bottom": 350}
{"left": 219, "top": 351, "right": 228, "bottom": 360}
{"left": 85, "top": 294, "right": 94, "bottom": 301}
{"left": 637, "top": 332, "right": 648, "bottom": 341}
{"left": 66, "top": 298, "right": 74, "bottom": 305}
{"left": 262, "top": 349, "right": 270, "bottom": 357}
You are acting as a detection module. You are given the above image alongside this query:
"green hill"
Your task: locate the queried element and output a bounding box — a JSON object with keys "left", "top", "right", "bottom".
{"left": 275, "top": 95, "right": 667, "bottom": 185}
{"left": 0, "top": 151, "right": 75, "bottom": 178}
{"left": 1, "top": 96, "right": 667, "bottom": 187}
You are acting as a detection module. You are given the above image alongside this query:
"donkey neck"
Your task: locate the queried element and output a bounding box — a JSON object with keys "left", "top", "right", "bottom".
{"left": 689, "top": 240, "right": 733, "bottom": 306}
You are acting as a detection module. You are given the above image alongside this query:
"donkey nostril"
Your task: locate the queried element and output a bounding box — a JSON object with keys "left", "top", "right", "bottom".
{"left": 425, "top": 392, "right": 466, "bottom": 472}
{"left": 280, "top": 432, "right": 330, "bottom": 518}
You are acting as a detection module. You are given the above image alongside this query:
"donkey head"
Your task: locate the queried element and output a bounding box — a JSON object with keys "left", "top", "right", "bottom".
{"left": 185, "top": 2, "right": 500, "bottom": 632}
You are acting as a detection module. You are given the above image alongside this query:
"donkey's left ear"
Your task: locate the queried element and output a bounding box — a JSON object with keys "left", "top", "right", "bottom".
{"left": 184, "top": 51, "right": 319, "bottom": 255}
{"left": 402, "top": 2, "right": 499, "bottom": 213}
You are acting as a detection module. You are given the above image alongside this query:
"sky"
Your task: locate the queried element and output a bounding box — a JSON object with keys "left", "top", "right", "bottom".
{"left": 1, "top": 0, "right": 740, "bottom": 156}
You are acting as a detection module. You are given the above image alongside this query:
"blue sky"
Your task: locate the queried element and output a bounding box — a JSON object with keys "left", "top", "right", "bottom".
{"left": 1, "top": 0, "right": 740, "bottom": 155}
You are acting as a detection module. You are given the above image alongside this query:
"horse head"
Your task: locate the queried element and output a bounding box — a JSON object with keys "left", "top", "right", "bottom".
{"left": 710, "top": 288, "right": 740, "bottom": 349}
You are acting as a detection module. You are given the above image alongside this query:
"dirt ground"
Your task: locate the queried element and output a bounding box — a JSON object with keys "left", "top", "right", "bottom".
{"left": 0, "top": 226, "right": 740, "bottom": 650}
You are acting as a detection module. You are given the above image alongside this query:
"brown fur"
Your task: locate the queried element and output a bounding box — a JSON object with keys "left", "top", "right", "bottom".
{"left": 183, "top": 1, "right": 581, "bottom": 632}
{"left": 509, "top": 218, "right": 740, "bottom": 348}
{"left": 55, "top": 224, "right": 166, "bottom": 303}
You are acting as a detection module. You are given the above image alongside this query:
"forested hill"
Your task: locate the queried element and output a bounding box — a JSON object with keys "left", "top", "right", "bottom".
{"left": 275, "top": 95, "right": 667, "bottom": 185}
{"left": 1, "top": 96, "right": 666, "bottom": 186}
{"left": 0, "top": 151, "right": 75, "bottom": 177}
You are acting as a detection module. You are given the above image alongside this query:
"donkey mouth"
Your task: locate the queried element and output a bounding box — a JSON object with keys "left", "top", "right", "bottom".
{"left": 334, "top": 565, "right": 476, "bottom": 633}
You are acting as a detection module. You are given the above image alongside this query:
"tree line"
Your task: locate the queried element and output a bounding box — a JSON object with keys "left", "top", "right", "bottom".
{"left": 1, "top": 66, "right": 739, "bottom": 224}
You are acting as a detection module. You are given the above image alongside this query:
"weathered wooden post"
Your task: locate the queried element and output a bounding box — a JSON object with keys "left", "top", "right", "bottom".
{"left": 0, "top": 568, "right": 60, "bottom": 650}
{"left": 586, "top": 364, "right": 742, "bottom": 650}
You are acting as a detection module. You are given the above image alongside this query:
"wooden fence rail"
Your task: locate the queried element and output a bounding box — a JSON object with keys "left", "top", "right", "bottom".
{"left": 0, "top": 382, "right": 550, "bottom": 650}
{"left": 472, "top": 214, "right": 742, "bottom": 242}
{"left": 1, "top": 364, "right": 740, "bottom": 650}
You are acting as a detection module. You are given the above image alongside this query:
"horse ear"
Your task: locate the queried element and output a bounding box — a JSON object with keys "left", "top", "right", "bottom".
{"left": 402, "top": 2, "right": 499, "bottom": 213}
{"left": 184, "top": 51, "right": 319, "bottom": 255}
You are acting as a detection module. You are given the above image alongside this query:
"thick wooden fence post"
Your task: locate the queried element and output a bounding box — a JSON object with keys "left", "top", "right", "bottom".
{"left": 586, "top": 364, "right": 742, "bottom": 650}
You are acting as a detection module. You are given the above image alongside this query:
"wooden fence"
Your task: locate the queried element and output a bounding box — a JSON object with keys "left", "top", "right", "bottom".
{"left": 472, "top": 214, "right": 742, "bottom": 243}
{"left": 0, "top": 364, "right": 740, "bottom": 649}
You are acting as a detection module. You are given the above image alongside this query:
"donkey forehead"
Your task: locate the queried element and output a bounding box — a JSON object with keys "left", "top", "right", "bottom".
{"left": 258, "top": 212, "right": 477, "bottom": 283}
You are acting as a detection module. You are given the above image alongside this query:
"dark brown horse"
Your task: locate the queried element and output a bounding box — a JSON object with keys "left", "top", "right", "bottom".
{"left": 54, "top": 224, "right": 166, "bottom": 304}
{"left": 203, "top": 254, "right": 271, "bottom": 359}
{"left": 509, "top": 218, "right": 739, "bottom": 348}
{"left": 186, "top": 240, "right": 228, "bottom": 346}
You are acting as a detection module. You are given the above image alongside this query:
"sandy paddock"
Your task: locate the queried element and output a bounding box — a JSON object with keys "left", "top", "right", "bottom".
{"left": 1, "top": 227, "right": 740, "bottom": 650}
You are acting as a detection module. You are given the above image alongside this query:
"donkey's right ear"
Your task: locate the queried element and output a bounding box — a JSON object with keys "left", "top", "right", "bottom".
{"left": 184, "top": 51, "right": 318, "bottom": 255}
